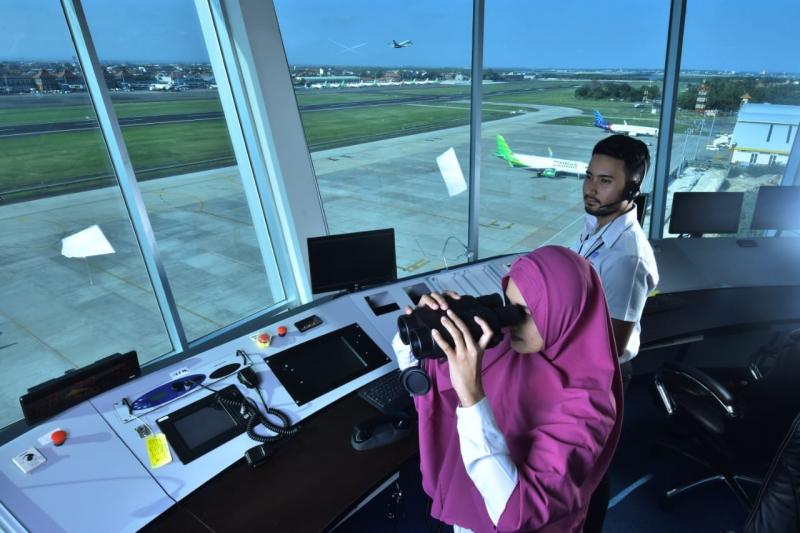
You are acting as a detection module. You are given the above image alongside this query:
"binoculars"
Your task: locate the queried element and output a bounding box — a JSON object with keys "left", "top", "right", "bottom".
{"left": 397, "top": 294, "right": 526, "bottom": 359}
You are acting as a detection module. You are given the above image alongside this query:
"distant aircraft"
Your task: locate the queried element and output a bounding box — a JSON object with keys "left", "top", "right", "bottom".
{"left": 593, "top": 110, "right": 659, "bottom": 137}
{"left": 392, "top": 39, "right": 413, "bottom": 48}
{"left": 494, "top": 135, "right": 588, "bottom": 177}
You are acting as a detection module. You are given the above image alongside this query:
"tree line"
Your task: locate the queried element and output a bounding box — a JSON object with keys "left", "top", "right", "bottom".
{"left": 574, "top": 81, "right": 661, "bottom": 102}
{"left": 677, "top": 77, "right": 800, "bottom": 111}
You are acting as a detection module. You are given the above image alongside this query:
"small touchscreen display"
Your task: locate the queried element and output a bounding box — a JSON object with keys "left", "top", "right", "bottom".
{"left": 156, "top": 385, "right": 247, "bottom": 464}
{"left": 172, "top": 403, "right": 239, "bottom": 450}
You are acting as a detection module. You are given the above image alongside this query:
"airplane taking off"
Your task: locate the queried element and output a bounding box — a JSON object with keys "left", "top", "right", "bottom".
{"left": 392, "top": 39, "right": 413, "bottom": 48}
{"left": 494, "top": 135, "right": 588, "bottom": 177}
{"left": 594, "top": 110, "right": 659, "bottom": 137}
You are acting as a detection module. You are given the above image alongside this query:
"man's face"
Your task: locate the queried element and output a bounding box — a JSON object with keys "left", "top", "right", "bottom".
{"left": 583, "top": 154, "right": 628, "bottom": 216}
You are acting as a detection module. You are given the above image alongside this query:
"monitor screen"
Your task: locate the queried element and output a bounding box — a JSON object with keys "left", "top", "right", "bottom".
{"left": 751, "top": 186, "right": 800, "bottom": 231}
{"left": 308, "top": 228, "right": 396, "bottom": 293}
{"left": 669, "top": 192, "right": 743, "bottom": 235}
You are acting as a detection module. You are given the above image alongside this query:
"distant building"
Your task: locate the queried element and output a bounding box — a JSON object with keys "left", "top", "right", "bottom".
{"left": 694, "top": 83, "right": 710, "bottom": 112}
{"left": 731, "top": 103, "right": 800, "bottom": 166}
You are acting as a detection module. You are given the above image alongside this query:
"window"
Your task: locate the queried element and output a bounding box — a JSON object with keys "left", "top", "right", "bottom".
{"left": 666, "top": 0, "right": 800, "bottom": 238}
{"left": 82, "top": 0, "right": 287, "bottom": 341}
{"left": 273, "top": 0, "right": 475, "bottom": 276}
{"left": 0, "top": 1, "right": 172, "bottom": 428}
{"left": 0, "top": 0, "right": 293, "bottom": 430}
{"left": 480, "top": 0, "right": 669, "bottom": 255}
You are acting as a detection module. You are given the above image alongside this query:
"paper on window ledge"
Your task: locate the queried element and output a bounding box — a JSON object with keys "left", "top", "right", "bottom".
{"left": 61, "top": 225, "right": 115, "bottom": 259}
{"left": 436, "top": 147, "right": 467, "bottom": 197}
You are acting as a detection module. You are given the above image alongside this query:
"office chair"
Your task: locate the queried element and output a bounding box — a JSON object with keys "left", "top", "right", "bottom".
{"left": 653, "top": 328, "right": 800, "bottom": 511}
{"left": 742, "top": 412, "right": 800, "bottom": 533}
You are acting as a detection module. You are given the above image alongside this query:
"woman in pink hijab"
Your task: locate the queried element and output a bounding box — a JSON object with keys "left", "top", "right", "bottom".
{"left": 395, "top": 245, "right": 623, "bottom": 532}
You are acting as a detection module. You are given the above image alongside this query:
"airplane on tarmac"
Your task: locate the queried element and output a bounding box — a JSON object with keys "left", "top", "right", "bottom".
{"left": 494, "top": 135, "right": 588, "bottom": 177}
{"left": 594, "top": 110, "right": 659, "bottom": 137}
{"left": 392, "top": 39, "right": 413, "bottom": 48}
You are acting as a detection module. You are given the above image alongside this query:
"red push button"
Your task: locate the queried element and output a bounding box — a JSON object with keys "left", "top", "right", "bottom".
{"left": 51, "top": 430, "right": 67, "bottom": 446}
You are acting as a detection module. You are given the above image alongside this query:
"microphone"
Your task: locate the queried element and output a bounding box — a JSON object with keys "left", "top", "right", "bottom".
{"left": 586, "top": 196, "right": 627, "bottom": 214}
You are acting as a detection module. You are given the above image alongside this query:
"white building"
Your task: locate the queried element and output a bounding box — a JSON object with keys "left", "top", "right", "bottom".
{"left": 731, "top": 103, "right": 800, "bottom": 166}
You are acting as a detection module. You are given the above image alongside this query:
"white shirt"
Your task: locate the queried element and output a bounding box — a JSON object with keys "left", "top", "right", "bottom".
{"left": 392, "top": 334, "right": 517, "bottom": 529}
{"left": 571, "top": 207, "right": 659, "bottom": 363}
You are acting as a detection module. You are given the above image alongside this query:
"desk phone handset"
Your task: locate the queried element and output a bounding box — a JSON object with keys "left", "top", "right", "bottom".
{"left": 351, "top": 413, "right": 412, "bottom": 451}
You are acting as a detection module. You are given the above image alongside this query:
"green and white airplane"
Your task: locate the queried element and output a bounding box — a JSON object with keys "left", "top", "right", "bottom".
{"left": 494, "top": 135, "right": 588, "bottom": 177}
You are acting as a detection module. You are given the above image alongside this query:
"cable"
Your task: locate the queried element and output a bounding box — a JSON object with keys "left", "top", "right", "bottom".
{"left": 236, "top": 350, "right": 269, "bottom": 411}
{"left": 186, "top": 378, "right": 298, "bottom": 444}
{"left": 441, "top": 235, "right": 471, "bottom": 269}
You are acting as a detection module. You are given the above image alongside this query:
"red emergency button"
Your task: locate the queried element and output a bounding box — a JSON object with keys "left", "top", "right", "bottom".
{"left": 51, "top": 430, "right": 67, "bottom": 446}
{"left": 277, "top": 326, "right": 288, "bottom": 337}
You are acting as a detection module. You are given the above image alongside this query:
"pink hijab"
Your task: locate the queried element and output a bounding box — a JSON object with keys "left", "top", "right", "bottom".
{"left": 416, "top": 246, "right": 623, "bottom": 532}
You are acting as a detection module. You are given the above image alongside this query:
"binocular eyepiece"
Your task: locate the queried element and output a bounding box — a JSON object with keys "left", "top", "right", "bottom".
{"left": 397, "top": 294, "right": 526, "bottom": 359}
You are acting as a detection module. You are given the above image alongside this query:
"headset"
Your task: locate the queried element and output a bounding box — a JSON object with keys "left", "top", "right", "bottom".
{"left": 590, "top": 156, "right": 648, "bottom": 213}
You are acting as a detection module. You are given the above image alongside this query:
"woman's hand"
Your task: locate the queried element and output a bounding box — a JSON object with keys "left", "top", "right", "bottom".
{"left": 403, "top": 290, "right": 461, "bottom": 315}
{"left": 433, "top": 309, "right": 494, "bottom": 408}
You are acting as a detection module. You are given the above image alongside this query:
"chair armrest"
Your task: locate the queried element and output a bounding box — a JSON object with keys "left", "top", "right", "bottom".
{"left": 659, "top": 361, "right": 737, "bottom": 417}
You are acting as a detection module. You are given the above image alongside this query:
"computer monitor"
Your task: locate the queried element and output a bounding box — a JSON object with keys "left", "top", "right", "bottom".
{"left": 307, "top": 228, "right": 396, "bottom": 294}
{"left": 750, "top": 186, "right": 800, "bottom": 231}
{"left": 669, "top": 191, "right": 743, "bottom": 236}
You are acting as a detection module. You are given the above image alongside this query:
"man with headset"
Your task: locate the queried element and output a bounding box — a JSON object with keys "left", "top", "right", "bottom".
{"left": 576, "top": 134, "right": 659, "bottom": 533}
{"left": 572, "top": 133, "right": 659, "bottom": 391}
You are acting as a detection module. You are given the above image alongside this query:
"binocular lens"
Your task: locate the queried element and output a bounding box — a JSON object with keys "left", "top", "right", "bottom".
{"left": 397, "top": 315, "right": 413, "bottom": 345}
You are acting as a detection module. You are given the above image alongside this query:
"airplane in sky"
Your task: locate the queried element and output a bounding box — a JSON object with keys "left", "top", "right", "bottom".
{"left": 593, "top": 110, "right": 659, "bottom": 137}
{"left": 391, "top": 39, "right": 413, "bottom": 48}
{"left": 494, "top": 135, "right": 588, "bottom": 177}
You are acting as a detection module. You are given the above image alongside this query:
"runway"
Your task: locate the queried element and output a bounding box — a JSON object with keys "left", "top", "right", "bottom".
{"left": 0, "top": 84, "right": 574, "bottom": 137}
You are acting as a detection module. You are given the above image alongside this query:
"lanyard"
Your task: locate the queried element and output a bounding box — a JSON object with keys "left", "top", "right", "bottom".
{"left": 578, "top": 206, "right": 636, "bottom": 259}
{"left": 578, "top": 222, "right": 613, "bottom": 259}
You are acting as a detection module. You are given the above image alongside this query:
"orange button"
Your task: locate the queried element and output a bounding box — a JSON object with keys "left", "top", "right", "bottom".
{"left": 51, "top": 430, "right": 67, "bottom": 446}
{"left": 277, "top": 326, "right": 288, "bottom": 337}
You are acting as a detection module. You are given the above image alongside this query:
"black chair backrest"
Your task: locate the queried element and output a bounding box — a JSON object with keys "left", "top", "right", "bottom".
{"left": 743, "top": 413, "right": 800, "bottom": 533}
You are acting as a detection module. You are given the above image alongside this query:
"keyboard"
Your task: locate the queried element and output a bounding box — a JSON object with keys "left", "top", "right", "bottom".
{"left": 358, "top": 370, "right": 413, "bottom": 414}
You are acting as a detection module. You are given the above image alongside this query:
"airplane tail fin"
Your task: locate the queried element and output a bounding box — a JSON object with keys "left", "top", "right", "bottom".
{"left": 547, "top": 147, "right": 553, "bottom": 158}
{"left": 495, "top": 135, "right": 522, "bottom": 167}
{"left": 593, "top": 110, "right": 610, "bottom": 129}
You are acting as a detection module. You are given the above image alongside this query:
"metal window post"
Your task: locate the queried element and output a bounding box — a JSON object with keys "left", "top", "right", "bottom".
{"left": 650, "top": 0, "right": 687, "bottom": 240}
{"left": 467, "top": 0, "right": 485, "bottom": 261}
{"left": 61, "top": 0, "right": 187, "bottom": 352}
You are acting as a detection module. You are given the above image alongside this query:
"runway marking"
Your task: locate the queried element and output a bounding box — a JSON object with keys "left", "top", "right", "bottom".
{"left": 0, "top": 117, "right": 222, "bottom": 138}
{"left": 608, "top": 473, "right": 654, "bottom": 509}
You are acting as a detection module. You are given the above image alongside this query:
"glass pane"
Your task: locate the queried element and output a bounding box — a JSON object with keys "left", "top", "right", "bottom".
{"left": 668, "top": 0, "right": 800, "bottom": 238}
{"left": 82, "top": 0, "right": 287, "bottom": 339}
{"left": 274, "top": 0, "right": 474, "bottom": 276}
{"left": 0, "top": 2, "right": 172, "bottom": 428}
{"left": 481, "top": 0, "right": 669, "bottom": 256}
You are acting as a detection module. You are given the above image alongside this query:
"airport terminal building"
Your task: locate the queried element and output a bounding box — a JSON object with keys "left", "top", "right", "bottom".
{"left": 731, "top": 102, "right": 800, "bottom": 166}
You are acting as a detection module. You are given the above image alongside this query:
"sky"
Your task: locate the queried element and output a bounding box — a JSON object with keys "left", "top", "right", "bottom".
{"left": 0, "top": 0, "right": 797, "bottom": 73}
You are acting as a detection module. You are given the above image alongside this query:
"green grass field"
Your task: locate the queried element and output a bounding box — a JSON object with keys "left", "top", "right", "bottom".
{"left": 0, "top": 80, "right": 699, "bottom": 202}
{"left": 0, "top": 121, "right": 234, "bottom": 193}
{"left": 300, "top": 104, "right": 514, "bottom": 150}
{"left": 0, "top": 99, "right": 224, "bottom": 127}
